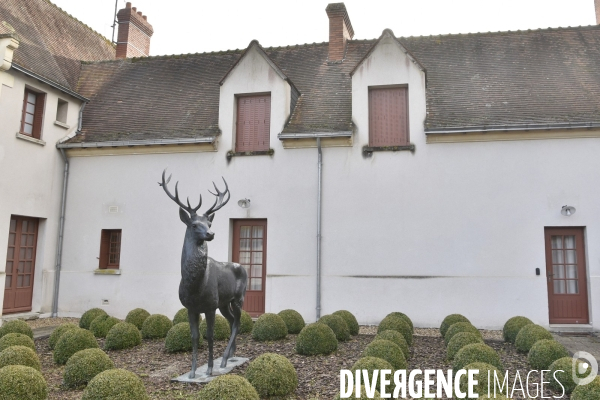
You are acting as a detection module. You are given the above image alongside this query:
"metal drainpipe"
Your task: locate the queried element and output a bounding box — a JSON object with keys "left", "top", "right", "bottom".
{"left": 316, "top": 138, "right": 322, "bottom": 320}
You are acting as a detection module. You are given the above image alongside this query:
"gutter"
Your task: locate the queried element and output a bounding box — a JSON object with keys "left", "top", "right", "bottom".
{"left": 278, "top": 131, "right": 352, "bottom": 140}
{"left": 11, "top": 64, "right": 89, "bottom": 102}
{"left": 425, "top": 122, "right": 600, "bottom": 135}
{"left": 57, "top": 136, "right": 216, "bottom": 149}
{"left": 316, "top": 138, "right": 323, "bottom": 320}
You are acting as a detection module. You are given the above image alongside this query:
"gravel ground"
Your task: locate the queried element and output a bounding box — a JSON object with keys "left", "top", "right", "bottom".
{"left": 26, "top": 317, "right": 80, "bottom": 329}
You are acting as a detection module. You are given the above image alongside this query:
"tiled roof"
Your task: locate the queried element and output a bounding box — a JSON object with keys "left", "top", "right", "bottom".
{"left": 0, "top": 0, "right": 115, "bottom": 91}
{"left": 71, "top": 25, "right": 600, "bottom": 143}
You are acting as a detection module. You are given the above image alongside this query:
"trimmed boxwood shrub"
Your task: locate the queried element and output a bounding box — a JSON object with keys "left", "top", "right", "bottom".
{"left": 82, "top": 368, "right": 148, "bottom": 400}
{"left": 375, "top": 330, "right": 409, "bottom": 359}
{"left": 440, "top": 314, "right": 470, "bottom": 337}
{"left": 377, "top": 315, "right": 413, "bottom": 346}
{"left": 335, "top": 388, "right": 382, "bottom": 400}
{"left": 453, "top": 343, "right": 503, "bottom": 372}
{"left": 0, "top": 345, "right": 40, "bottom": 370}
{"left": 385, "top": 312, "right": 414, "bottom": 333}
{"left": 80, "top": 308, "right": 108, "bottom": 330}
{"left": 172, "top": 308, "right": 189, "bottom": 325}
{"left": 240, "top": 310, "right": 253, "bottom": 334}
{"left": 444, "top": 322, "right": 481, "bottom": 345}
{"left": 548, "top": 357, "right": 592, "bottom": 394}
{"left": 296, "top": 323, "right": 337, "bottom": 355}
{"left": 515, "top": 324, "right": 553, "bottom": 353}
{"left": 141, "top": 314, "right": 172, "bottom": 339}
{"left": 572, "top": 376, "right": 600, "bottom": 400}
{"left": 165, "top": 322, "right": 194, "bottom": 353}
{"left": 104, "top": 322, "right": 142, "bottom": 351}
{"left": 49, "top": 323, "right": 79, "bottom": 349}
{"left": 54, "top": 328, "right": 99, "bottom": 365}
{"left": 125, "top": 308, "right": 150, "bottom": 330}
{"left": 447, "top": 332, "right": 483, "bottom": 361}
{"left": 502, "top": 316, "right": 533, "bottom": 344}
{"left": 527, "top": 339, "right": 569, "bottom": 369}
{"left": 333, "top": 310, "right": 359, "bottom": 336}
{"left": 278, "top": 309, "right": 305, "bottom": 334}
{"left": 457, "top": 362, "right": 507, "bottom": 397}
{"left": 245, "top": 353, "right": 298, "bottom": 397}
{"left": 252, "top": 313, "right": 288, "bottom": 342}
{"left": 362, "top": 339, "right": 407, "bottom": 370}
{"left": 350, "top": 357, "right": 394, "bottom": 392}
{"left": 89, "top": 315, "right": 120, "bottom": 339}
{"left": 197, "top": 374, "right": 259, "bottom": 400}
{"left": 0, "top": 365, "right": 47, "bottom": 400}
{"left": 319, "top": 314, "right": 350, "bottom": 341}
{"left": 200, "top": 315, "right": 231, "bottom": 341}
{"left": 0, "top": 320, "right": 33, "bottom": 339}
{"left": 63, "top": 348, "right": 114, "bottom": 388}
{"left": 0, "top": 333, "right": 35, "bottom": 352}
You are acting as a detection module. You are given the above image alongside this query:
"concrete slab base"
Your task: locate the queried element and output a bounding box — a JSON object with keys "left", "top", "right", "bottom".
{"left": 171, "top": 357, "right": 249, "bottom": 384}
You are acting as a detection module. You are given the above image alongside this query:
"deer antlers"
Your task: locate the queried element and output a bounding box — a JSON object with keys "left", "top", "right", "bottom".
{"left": 159, "top": 169, "right": 229, "bottom": 216}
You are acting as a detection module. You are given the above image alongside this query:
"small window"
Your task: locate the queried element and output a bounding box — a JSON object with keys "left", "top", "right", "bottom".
{"left": 56, "top": 99, "right": 68, "bottom": 123}
{"left": 368, "top": 86, "right": 409, "bottom": 147}
{"left": 235, "top": 94, "right": 271, "bottom": 152}
{"left": 20, "top": 88, "right": 46, "bottom": 139}
{"left": 99, "top": 229, "right": 122, "bottom": 269}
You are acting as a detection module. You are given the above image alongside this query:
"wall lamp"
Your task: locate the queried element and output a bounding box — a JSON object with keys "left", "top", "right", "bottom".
{"left": 238, "top": 198, "right": 251, "bottom": 209}
{"left": 561, "top": 205, "right": 576, "bottom": 216}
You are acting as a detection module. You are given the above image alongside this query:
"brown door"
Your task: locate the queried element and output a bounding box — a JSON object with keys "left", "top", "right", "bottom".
{"left": 232, "top": 219, "right": 267, "bottom": 317}
{"left": 3, "top": 216, "right": 38, "bottom": 314}
{"left": 544, "top": 227, "right": 589, "bottom": 324}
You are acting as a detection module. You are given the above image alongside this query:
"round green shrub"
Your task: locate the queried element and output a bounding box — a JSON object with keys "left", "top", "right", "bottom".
{"left": 0, "top": 333, "right": 35, "bottom": 352}
{"left": 141, "top": 314, "right": 172, "bottom": 339}
{"left": 80, "top": 308, "right": 108, "bottom": 330}
{"left": 0, "top": 345, "right": 40, "bottom": 371}
{"left": 104, "top": 322, "right": 142, "bottom": 351}
{"left": 335, "top": 388, "right": 382, "bottom": 399}
{"left": 89, "top": 315, "right": 120, "bottom": 339}
{"left": 527, "top": 339, "right": 569, "bottom": 370}
{"left": 440, "top": 314, "right": 470, "bottom": 338}
{"left": 197, "top": 374, "right": 259, "bottom": 400}
{"left": 374, "top": 330, "right": 409, "bottom": 360}
{"left": 333, "top": 310, "right": 359, "bottom": 336}
{"left": 515, "top": 324, "right": 553, "bottom": 353}
{"left": 200, "top": 315, "right": 231, "bottom": 341}
{"left": 252, "top": 313, "right": 288, "bottom": 342}
{"left": 502, "top": 316, "right": 533, "bottom": 344}
{"left": 457, "top": 362, "right": 507, "bottom": 398}
{"left": 548, "top": 357, "right": 592, "bottom": 394}
{"left": 377, "top": 315, "right": 412, "bottom": 346}
{"left": 0, "top": 320, "right": 33, "bottom": 339}
{"left": 64, "top": 348, "right": 114, "bottom": 388}
{"left": 453, "top": 343, "right": 503, "bottom": 372}
{"left": 278, "top": 309, "right": 305, "bottom": 334}
{"left": 49, "top": 323, "right": 79, "bottom": 349}
{"left": 350, "top": 357, "right": 395, "bottom": 392}
{"left": 444, "top": 322, "right": 481, "bottom": 345}
{"left": 363, "top": 339, "right": 407, "bottom": 370}
{"left": 296, "top": 323, "right": 337, "bottom": 355}
{"left": 245, "top": 353, "right": 298, "bottom": 397}
{"left": 82, "top": 368, "right": 148, "bottom": 400}
{"left": 54, "top": 327, "right": 99, "bottom": 365}
{"left": 385, "top": 312, "right": 414, "bottom": 333}
{"left": 319, "top": 314, "right": 350, "bottom": 341}
{"left": 165, "top": 322, "right": 195, "bottom": 353}
{"left": 125, "top": 308, "right": 150, "bottom": 330}
{"left": 572, "top": 376, "right": 600, "bottom": 400}
{"left": 172, "top": 308, "right": 189, "bottom": 325}
{"left": 240, "top": 310, "right": 253, "bottom": 334}
{"left": 447, "top": 332, "right": 484, "bottom": 360}
{"left": 0, "top": 365, "right": 47, "bottom": 400}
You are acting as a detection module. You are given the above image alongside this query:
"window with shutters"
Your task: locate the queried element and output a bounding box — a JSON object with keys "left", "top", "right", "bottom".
{"left": 99, "top": 229, "right": 122, "bottom": 269}
{"left": 368, "top": 86, "right": 409, "bottom": 147}
{"left": 20, "top": 88, "right": 46, "bottom": 139}
{"left": 235, "top": 94, "right": 271, "bottom": 152}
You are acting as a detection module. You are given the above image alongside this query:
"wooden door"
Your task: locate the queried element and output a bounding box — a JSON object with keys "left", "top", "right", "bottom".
{"left": 232, "top": 219, "right": 267, "bottom": 317}
{"left": 544, "top": 227, "right": 589, "bottom": 324}
{"left": 3, "top": 216, "right": 38, "bottom": 314}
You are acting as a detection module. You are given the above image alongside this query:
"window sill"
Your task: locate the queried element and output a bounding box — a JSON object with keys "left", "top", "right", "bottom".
{"left": 227, "top": 148, "right": 274, "bottom": 160}
{"left": 94, "top": 268, "right": 121, "bottom": 275}
{"left": 362, "top": 144, "right": 415, "bottom": 156}
{"left": 54, "top": 120, "right": 70, "bottom": 129}
{"left": 16, "top": 132, "right": 46, "bottom": 146}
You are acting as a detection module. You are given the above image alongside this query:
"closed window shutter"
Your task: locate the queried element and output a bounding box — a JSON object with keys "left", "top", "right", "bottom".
{"left": 98, "top": 230, "right": 110, "bottom": 269}
{"left": 32, "top": 93, "right": 46, "bottom": 139}
{"left": 369, "top": 87, "right": 409, "bottom": 147}
{"left": 236, "top": 95, "right": 271, "bottom": 152}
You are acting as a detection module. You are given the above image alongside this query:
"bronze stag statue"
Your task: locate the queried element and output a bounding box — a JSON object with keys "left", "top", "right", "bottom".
{"left": 159, "top": 169, "right": 247, "bottom": 378}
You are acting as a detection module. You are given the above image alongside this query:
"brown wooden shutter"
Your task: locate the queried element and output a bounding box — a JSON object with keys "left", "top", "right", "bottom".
{"left": 98, "top": 230, "right": 110, "bottom": 269}
{"left": 32, "top": 93, "right": 46, "bottom": 139}
{"left": 236, "top": 94, "right": 271, "bottom": 152}
{"left": 369, "top": 87, "right": 409, "bottom": 147}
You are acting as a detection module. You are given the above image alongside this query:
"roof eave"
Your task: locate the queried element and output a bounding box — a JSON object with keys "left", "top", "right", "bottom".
{"left": 11, "top": 63, "right": 89, "bottom": 102}
{"left": 56, "top": 136, "right": 217, "bottom": 149}
{"left": 425, "top": 122, "right": 600, "bottom": 135}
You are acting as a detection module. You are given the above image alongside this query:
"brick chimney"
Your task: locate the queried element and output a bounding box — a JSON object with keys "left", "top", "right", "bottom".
{"left": 116, "top": 2, "right": 154, "bottom": 58}
{"left": 596, "top": 0, "right": 600, "bottom": 24}
{"left": 326, "top": 3, "right": 354, "bottom": 62}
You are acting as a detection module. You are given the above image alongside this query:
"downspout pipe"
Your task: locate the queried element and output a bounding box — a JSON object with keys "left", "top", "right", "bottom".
{"left": 316, "top": 138, "right": 322, "bottom": 320}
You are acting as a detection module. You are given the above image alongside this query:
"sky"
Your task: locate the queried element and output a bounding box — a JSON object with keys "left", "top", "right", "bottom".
{"left": 50, "top": 0, "right": 597, "bottom": 56}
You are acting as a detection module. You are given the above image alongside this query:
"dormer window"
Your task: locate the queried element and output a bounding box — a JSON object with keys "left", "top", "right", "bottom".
{"left": 236, "top": 94, "right": 271, "bottom": 152}
{"left": 368, "top": 86, "right": 409, "bottom": 147}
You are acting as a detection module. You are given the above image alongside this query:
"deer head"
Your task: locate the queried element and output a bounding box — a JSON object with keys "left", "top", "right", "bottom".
{"left": 159, "top": 169, "right": 230, "bottom": 242}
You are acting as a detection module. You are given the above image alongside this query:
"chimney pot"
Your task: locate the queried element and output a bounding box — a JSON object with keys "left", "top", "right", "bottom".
{"left": 595, "top": 0, "right": 600, "bottom": 24}
{"left": 143, "top": 15, "right": 147, "bottom": 20}
{"left": 137, "top": 11, "right": 143, "bottom": 16}
{"left": 326, "top": 3, "right": 354, "bottom": 62}
{"left": 132, "top": 7, "right": 137, "bottom": 12}
{"left": 126, "top": 2, "right": 131, "bottom": 8}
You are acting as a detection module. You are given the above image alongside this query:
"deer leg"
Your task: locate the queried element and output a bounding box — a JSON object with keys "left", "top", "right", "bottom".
{"left": 219, "top": 304, "right": 236, "bottom": 367}
{"left": 205, "top": 310, "right": 215, "bottom": 376}
{"left": 229, "top": 302, "right": 242, "bottom": 357}
{"left": 188, "top": 310, "right": 200, "bottom": 379}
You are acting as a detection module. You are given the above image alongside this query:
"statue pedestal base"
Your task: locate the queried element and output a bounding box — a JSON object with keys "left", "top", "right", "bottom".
{"left": 171, "top": 357, "right": 249, "bottom": 384}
